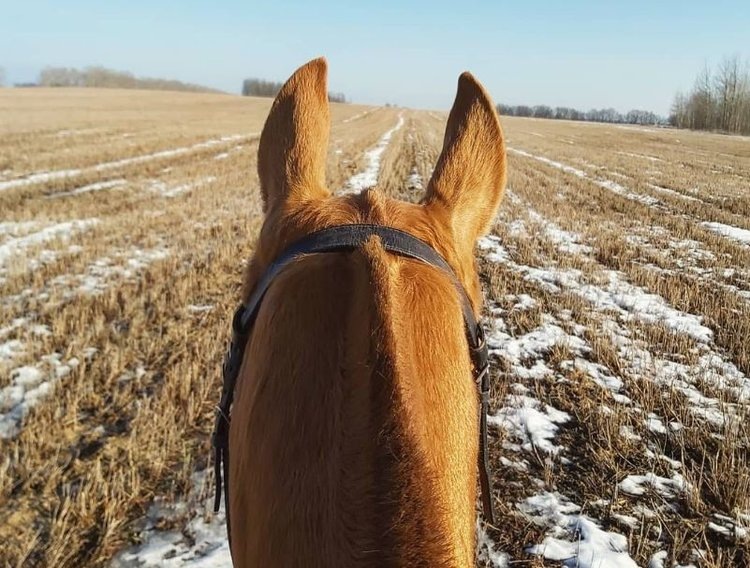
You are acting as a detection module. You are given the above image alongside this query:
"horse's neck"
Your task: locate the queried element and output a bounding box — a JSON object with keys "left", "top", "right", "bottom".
{"left": 229, "top": 245, "right": 477, "bottom": 567}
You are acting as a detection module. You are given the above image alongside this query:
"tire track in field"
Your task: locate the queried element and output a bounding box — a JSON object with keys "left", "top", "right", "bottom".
{"left": 340, "top": 113, "right": 404, "bottom": 194}
{"left": 0, "top": 134, "right": 258, "bottom": 193}
{"left": 376, "top": 112, "right": 441, "bottom": 202}
{"left": 508, "top": 146, "right": 750, "bottom": 249}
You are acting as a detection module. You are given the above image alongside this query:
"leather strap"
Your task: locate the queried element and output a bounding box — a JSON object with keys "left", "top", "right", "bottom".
{"left": 238, "top": 224, "right": 481, "bottom": 346}
{"left": 212, "top": 224, "right": 496, "bottom": 541}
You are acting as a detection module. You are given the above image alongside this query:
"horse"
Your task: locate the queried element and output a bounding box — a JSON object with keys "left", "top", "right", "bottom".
{"left": 225, "top": 57, "right": 506, "bottom": 567}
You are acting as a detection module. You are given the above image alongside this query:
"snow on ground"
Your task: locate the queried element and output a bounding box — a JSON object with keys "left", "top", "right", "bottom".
{"left": 624, "top": 226, "right": 750, "bottom": 301}
{"left": 476, "top": 196, "right": 750, "bottom": 561}
{"left": 527, "top": 209, "right": 592, "bottom": 255}
{"left": 342, "top": 114, "right": 405, "bottom": 194}
{"left": 479, "top": 235, "right": 713, "bottom": 343}
{"left": 478, "top": 227, "right": 640, "bottom": 562}
{"left": 646, "top": 183, "right": 701, "bottom": 203}
{"left": 701, "top": 221, "right": 750, "bottom": 246}
{"left": 47, "top": 179, "right": 127, "bottom": 198}
{"left": 0, "top": 219, "right": 98, "bottom": 281}
{"left": 510, "top": 147, "right": 750, "bottom": 259}
{"left": 342, "top": 108, "right": 377, "bottom": 123}
{"left": 509, "top": 147, "right": 660, "bottom": 206}
{"left": 479, "top": 231, "right": 749, "bottom": 426}
{"left": 111, "top": 470, "right": 230, "bottom": 567}
{"left": 0, "top": 221, "right": 41, "bottom": 241}
{"left": 0, "top": 338, "right": 27, "bottom": 365}
{"left": 618, "top": 472, "right": 691, "bottom": 499}
{"left": 0, "top": 354, "right": 79, "bottom": 438}
{"left": 476, "top": 521, "right": 509, "bottom": 567}
{"left": 518, "top": 492, "right": 638, "bottom": 567}
{"left": 53, "top": 128, "right": 103, "bottom": 138}
{"left": 649, "top": 551, "right": 669, "bottom": 568}
{"left": 0, "top": 245, "right": 169, "bottom": 437}
{"left": 0, "top": 135, "right": 250, "bottom": 192}
{"left": 406, "top": 168, "right": 423, "bottom": 191}
{"left": 50, "top": 246, "right": 170, "bottom": 296}
{"left": 147, "top": 176, "right": 217, "bottom": 198}
{"left": 617, "top": 151, "right": 664, "bottom": 163}
{"left": 490, "top": 393, "right": 571, "bottom": 455}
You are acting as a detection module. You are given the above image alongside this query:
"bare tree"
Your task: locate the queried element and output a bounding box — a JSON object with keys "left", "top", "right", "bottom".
{"left": 497, "top": 104, "right": 659, "bottom": 125}
{"left": 670, "top": 56, "right": 750, "bottom": 135}
{"left": 714, "top": 55, "right": 748, "bottom": 132}
{"left": 37, "top": 66, "right": 218, "bottom": 93}
{"left": 0, "top": 67, "right": 5, "bottom": 87}
{"left": 532, "top": 105, "right": 553, "bottom": 118}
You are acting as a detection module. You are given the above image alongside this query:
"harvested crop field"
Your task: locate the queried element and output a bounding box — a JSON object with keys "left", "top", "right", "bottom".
{"left": 1, "top": 88, "right": 749, "bottom": 567}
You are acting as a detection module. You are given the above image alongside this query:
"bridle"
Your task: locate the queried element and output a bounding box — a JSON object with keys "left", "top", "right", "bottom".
{"left": 212, "top": 224, "right": 496, "bottom": 546}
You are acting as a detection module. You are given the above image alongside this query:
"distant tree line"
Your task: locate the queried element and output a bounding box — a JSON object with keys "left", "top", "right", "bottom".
{"left": 497, "top": 103, "right": 662, "bottom": 125}
{"left": 241, "top": 77, "right": 347, "bottom": 103}
{"left": 37, "top": 66, "right": 220, "bottom": 93}
{"left": 669, "top": 55, "right": 750, "bottom": 135}
{"left": 241, "top": 78, "right": 283, "bottom": 97}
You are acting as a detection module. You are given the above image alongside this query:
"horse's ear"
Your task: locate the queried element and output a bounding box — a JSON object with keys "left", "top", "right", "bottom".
{"left": 258, "top": 57, "right": 331, "bottom": 213}
{"left": 423, "top": 72, "right": 506, "bottom": 257}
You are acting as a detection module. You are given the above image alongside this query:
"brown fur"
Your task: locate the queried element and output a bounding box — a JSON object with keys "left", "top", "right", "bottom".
{"left": 228, "top": 57, "right": 506, "bottom": 567}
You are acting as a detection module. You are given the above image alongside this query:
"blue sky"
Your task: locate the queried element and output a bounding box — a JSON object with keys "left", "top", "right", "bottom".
{"left": 2, "top": 0, "right": 749, "bottom": 115}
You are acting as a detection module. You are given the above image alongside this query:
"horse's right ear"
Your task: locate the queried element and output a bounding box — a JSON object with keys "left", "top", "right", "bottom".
{"left": 257, "top": 57, "right": 331, "bottom": 213}
{"left": 422, "top": 72, "right": 506, "bottom": 258}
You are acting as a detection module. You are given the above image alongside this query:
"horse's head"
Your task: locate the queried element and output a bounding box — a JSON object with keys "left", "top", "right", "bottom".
{"left": 247, "top": 57, "right": 506, "bottom": 309}
{"left": 230, "top": 57, "right": 506, "bottom": 567}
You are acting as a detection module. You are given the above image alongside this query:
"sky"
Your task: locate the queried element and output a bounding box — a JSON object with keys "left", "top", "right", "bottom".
{"left": 1, "top": 0, "right": 749, "bottom": 116}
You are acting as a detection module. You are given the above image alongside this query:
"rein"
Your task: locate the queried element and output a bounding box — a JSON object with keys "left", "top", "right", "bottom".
{"left": 212, "top": 224, "right": 496, "bottom": 544}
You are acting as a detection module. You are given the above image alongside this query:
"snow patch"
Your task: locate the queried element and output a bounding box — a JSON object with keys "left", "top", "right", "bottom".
{"left": 649, "top": 551, "right": 668, "bottom": 568}
{"left": 147, "top": 176, "right": 216, "bottom": 198}
{"left": 342, "top": 108, "right": 377, "bottom": 123}
{"left": 0, "top": 219, "right": 98, "bottom": 274}
{"left": 478, "top": 235, "right": 713, "bottom": 344}
{"left": 51, "top": 246, "right": 170, "bottom": 296}
{"left": 342, "top": 115, "right": 404, "bottom": 194}
{"left": 111, "top": 469, "right": 230, "bottom": 567}
{"left": 406, "top": 168, "right": 423, "bottom": 191}
{"left": 490, "top": 394, "right": 571, "bottom": 455}
{"left": 519, "top": 492, "right": 637, "bottom": 567}
{"left": 508, "top": 148, "right": 660, "bottom": 207}
{"left": 0, "top": 354, "right": 79, "bottom": 439}
{"left": 617, "top": 151, "right": 664, "bottom": 163}
{"left": 647, "top": 183, "right": 701, "bottom": 203}
{"left": 476, "top": 522, "right": 509, "bottom": 567}
{"left": 0, "top": 135, "right": 249, "bottom": 192}
{"left": 702, "top": 222, "right": 750, "bottom": 246}
{"left": 47, "top": 179, "right": 127, "bottom": 198}
{"left": 619, "top": 472, "right": 691, "bottom": 499}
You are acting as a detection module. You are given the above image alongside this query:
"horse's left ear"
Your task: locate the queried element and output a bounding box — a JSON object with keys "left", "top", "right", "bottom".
{"left": 422, "top": 72, "right": 506, "bottom": 258}
{"left": 257, "top": 57, "right": 331, "bottom": 213}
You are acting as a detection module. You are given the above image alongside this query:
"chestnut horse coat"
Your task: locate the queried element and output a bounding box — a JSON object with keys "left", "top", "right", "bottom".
{"left": 227, "top": 58, "right": 506, "bottom": 567}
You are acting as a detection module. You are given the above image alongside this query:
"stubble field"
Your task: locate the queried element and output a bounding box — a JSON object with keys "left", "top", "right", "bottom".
{"left": 1, "top": 88, "right": 749, "bottom": 567}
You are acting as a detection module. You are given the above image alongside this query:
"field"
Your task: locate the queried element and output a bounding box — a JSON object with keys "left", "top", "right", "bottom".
{"left": 1, "top": 87, "right": 749, "bottom": 567}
